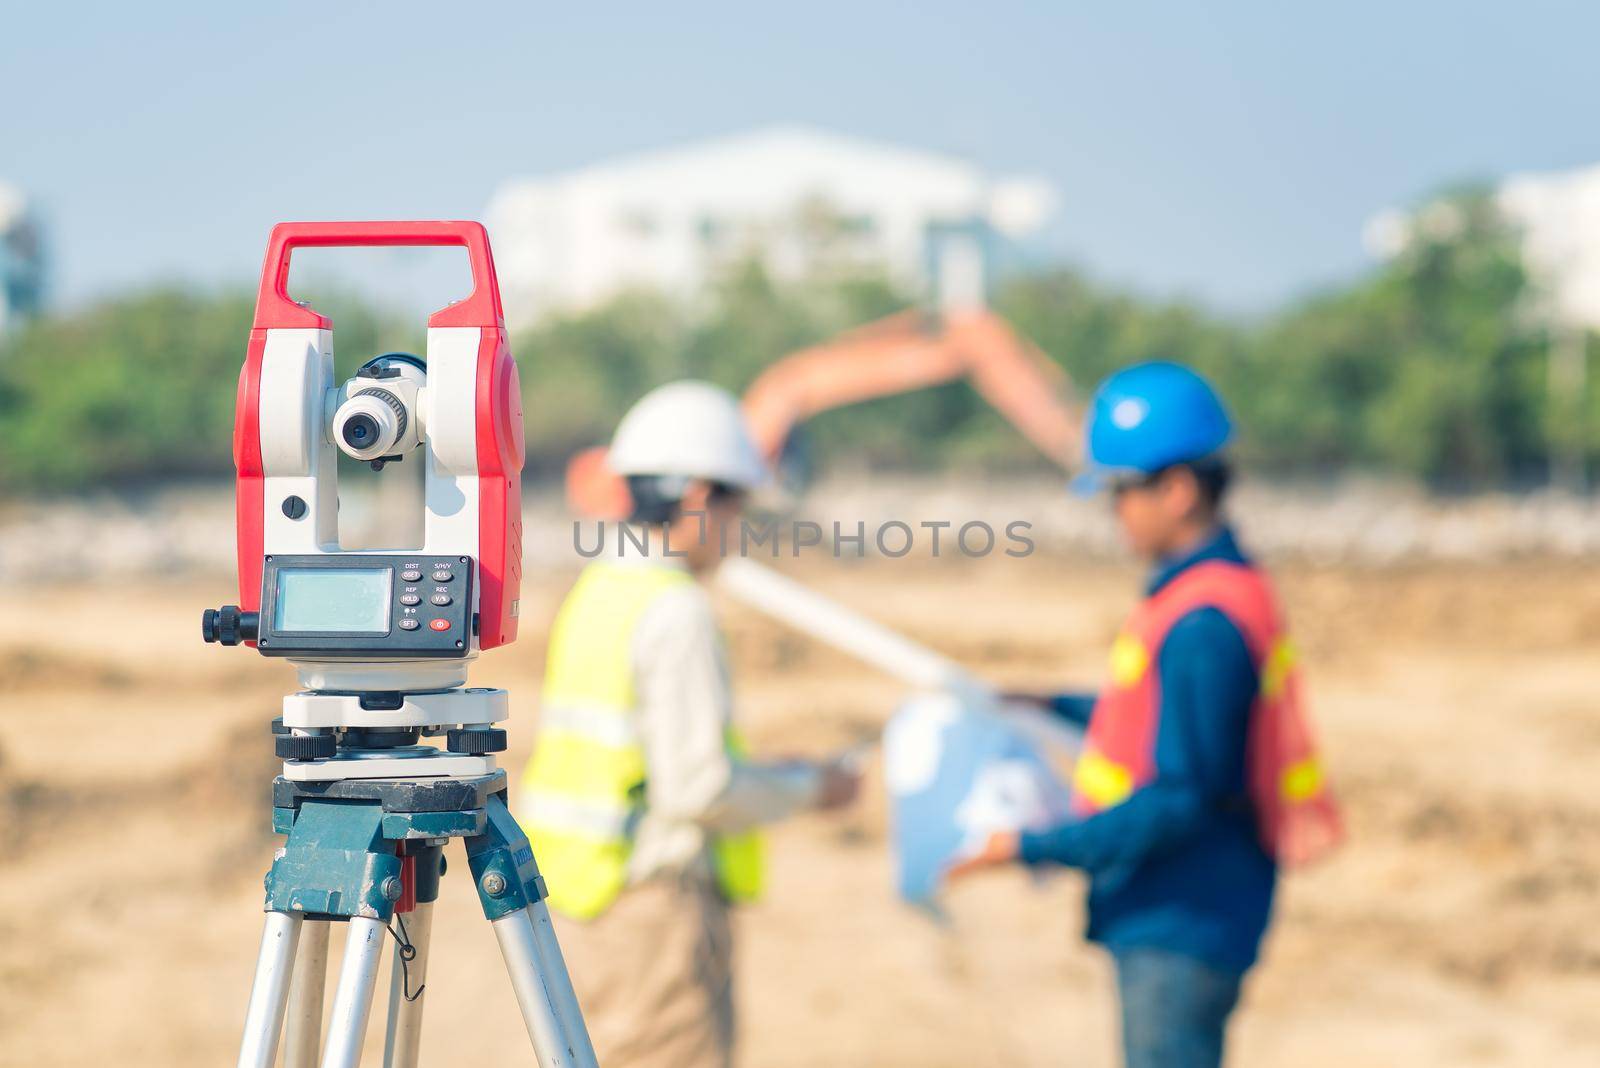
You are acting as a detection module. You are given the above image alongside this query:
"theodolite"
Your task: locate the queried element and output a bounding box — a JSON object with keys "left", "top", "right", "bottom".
{"left": 204, "top": 220, "right": 597, "bottom": 1068}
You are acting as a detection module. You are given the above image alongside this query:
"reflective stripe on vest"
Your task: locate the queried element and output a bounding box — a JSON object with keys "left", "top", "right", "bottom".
{"left": 1069, "top": 560, "right": 1344, "bottom": 867}
{"left": 516, "top": 562, "right": 766, "bottom": 918}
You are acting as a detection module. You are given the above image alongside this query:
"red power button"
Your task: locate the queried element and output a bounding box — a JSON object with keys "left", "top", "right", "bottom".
{"left": 429, "top": 618, "right": 451, "bottom": 632}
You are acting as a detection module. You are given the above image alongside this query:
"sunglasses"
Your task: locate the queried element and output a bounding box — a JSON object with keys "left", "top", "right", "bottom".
{"left": 1108, "top": 470, "right": 1166, "bottom": 497}
{"left": 706, "top": 482, "right": 748, "bottom": 506}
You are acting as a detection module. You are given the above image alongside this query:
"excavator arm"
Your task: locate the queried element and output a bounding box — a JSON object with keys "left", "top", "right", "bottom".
{"left": 565, "top": 307, "right": 1081, "bottom": 518}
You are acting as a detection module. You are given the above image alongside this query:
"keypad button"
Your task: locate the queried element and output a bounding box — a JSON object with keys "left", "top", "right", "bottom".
{"left": 399, "top": 593, "right": 421, "bottom": 607}
{"left": 429, "top": 593, "right": 452, "bottom": 607}
{"left": 431, "top": 570, "right": 453, "bottom": 583}
{"left": 428, "top": 618, "right": 451, "bottom": 632}
{"left": 401, "top": 569, "right": 423, "bottom": 582}
{"left": 398, "top": 618, "right": 421, "bottom": 631}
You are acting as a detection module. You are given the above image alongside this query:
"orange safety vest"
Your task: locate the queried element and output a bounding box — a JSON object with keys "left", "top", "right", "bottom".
{"left": 1071, "top": 560, "right": 1343, "bottom": 867}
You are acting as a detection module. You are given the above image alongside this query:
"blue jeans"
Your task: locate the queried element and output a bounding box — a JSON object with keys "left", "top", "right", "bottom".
{"left": 1113, "top": 947, "right": 1243, "bottom": 1068}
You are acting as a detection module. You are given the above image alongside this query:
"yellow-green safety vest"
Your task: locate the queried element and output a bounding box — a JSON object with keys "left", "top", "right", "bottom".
{"left": 517, "top": 562, "right": 765, "bottom": 919}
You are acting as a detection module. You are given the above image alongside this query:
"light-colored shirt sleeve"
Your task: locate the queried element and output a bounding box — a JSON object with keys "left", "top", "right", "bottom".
{"left": 631, "top": 581, "right": 821, "bottom": 834}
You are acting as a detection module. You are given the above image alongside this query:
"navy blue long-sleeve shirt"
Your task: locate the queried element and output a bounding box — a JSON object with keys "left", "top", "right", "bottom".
{"left": 1020, "top": 527, "right": 1277, "bottom": 975}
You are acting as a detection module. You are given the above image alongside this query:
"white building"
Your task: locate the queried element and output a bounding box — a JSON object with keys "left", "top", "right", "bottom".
{"left": 0, "top": 184, "right": 45, "bottom": 333}
{"left": 485, "top": 126, "right": 1055, "bottom": 327}
{"left": 1494, "top": 163, "right": 1600, "bottom": 331}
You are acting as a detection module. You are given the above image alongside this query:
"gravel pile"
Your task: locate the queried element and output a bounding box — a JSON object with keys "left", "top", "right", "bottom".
{"left": 3, "top": 476, "right": 1597, "bottom": 584}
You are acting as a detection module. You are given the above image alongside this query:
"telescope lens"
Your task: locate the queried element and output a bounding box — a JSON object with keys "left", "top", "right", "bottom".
{"left": 343, "top": 413, "right": 379, "bottom": 449}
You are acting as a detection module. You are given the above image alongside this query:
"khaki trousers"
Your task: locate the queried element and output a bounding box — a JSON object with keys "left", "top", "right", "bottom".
{"left": 554, "top": 878, "right": 735, "bottom": 1068}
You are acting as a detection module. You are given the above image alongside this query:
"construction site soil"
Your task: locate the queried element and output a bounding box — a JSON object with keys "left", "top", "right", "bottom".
{"left": 2, "top": 555, "right": 1596, "bottom": 1066}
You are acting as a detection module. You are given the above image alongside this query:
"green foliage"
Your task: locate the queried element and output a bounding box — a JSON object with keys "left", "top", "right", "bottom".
{"left": 994, "top": 269, "right": 1250, "bottom": 472}
{"left": 992, "top": 187, "right": 1558, "bottom": 486}
{"left": 513, "top": 259, "right": 910, "bottom": 472}
{"left": 0, "top": 289, "right": 247, "bottom": 490}
{"left": 1246, "top": 188, "right": 1548, "bottom": 484}
{"left": 515, "top": 290, "right": 685, "bottom": 472}
{"left": 0, "top": 189, "right": 1581, "bottom": 493}
{"left": 0, "top": 288, "right": 400, "bottom": 492}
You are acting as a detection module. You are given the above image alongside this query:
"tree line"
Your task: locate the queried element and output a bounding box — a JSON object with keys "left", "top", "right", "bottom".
{"left": 0, "top": 190, "right": 1586, "bottom": 494}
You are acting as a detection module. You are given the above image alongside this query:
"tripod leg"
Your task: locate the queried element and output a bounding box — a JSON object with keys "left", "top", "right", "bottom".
{"left": 525, "top": 898, "right": 599, "bottom": 1065}
{"left": 284, "top": 919, "right": 331, "bottom": 1068}
{"left": 319, "top": 916, "right": 388, "bottom": 1068}
{"left": 237, "top": 910, "right": 303, "bottom": 1068}
{"left": 381, "top": 902, "right": 434, "bottom": 1068}
{"left": 491, "top": 906, "right": 591, "bottom": 1067}
{"left": 467, "top": 795, "right": 599, "bottom": 1068}
{"left": 382, "top": 842, "right": 444, "bottom": 1068}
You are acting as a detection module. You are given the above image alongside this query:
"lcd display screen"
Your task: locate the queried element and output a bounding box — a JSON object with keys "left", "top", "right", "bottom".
{"left": 272, "top": 568, "right": 392, "bottom": 634}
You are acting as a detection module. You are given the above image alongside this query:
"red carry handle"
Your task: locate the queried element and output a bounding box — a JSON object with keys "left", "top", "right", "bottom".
{"left": 252, "top": 220, "right": 504, "bottom": 332}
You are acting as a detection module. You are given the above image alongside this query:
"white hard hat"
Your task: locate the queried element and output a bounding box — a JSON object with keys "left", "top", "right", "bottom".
{"left": 608, "top": 380, "right": 768, "bottom": 489}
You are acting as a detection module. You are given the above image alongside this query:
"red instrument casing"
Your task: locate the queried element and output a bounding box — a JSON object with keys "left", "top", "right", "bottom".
{"left": 233, "top": 221, "right": 524, "bottom": 650}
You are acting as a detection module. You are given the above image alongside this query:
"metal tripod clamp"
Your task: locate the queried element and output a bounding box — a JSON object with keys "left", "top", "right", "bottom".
{"left": 464, "top": 794, "right": 551, "bottom": 920}
{"left": 263, "top": 800, "right": 403, "bottom": 922}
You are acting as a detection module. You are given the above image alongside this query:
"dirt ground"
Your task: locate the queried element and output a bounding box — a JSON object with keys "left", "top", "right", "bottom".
{"left": 2, "top": 554, "right": 1598, "bottom": 1067}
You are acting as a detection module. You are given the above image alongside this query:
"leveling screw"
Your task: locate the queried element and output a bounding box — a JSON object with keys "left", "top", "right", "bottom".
{"left": 481, "top": 872, "right": 508, "bottom": 898}
{"left": 381, "top": 877, "right": 404, "bottom": 902}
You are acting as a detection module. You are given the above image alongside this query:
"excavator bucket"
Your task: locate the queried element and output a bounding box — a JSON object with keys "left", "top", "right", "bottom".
{"left": 565, "top": 445, "right": 632, "bottom": 520}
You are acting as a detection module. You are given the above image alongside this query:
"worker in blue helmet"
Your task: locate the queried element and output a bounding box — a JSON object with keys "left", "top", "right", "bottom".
{"left": 952, "top": 362, "right": 1340, "bottom": 1068}
{"left": 1071, "top": 360, "right": 1234, "bottom": 499}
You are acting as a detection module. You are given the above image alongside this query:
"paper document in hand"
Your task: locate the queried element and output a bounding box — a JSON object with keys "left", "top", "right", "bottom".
{"left": 884, "top": 692, "right": 1073, "bottom": 908}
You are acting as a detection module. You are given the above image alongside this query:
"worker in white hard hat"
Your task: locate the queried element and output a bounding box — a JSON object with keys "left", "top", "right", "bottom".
{"left": 517, "top": 380, "right": 860, "bottom": 1068}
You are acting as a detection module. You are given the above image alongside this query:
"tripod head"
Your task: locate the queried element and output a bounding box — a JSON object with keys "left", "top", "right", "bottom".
{"left": 204, "top": 221, "right": 525, "bottom": 693}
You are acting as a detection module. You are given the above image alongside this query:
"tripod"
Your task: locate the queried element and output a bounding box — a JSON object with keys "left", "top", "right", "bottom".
{"left": 235, "top": 693, "right": 599, "bottom": 1068}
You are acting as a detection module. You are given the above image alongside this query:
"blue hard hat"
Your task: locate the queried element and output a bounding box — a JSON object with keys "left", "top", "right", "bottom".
{"left": 1072, "top": 361, "right": 1232, "bottom": 494}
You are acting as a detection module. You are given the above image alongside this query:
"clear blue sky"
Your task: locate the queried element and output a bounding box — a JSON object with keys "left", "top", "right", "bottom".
{"left": 4, "top": 1, "right": 1598, "bottom": 314}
